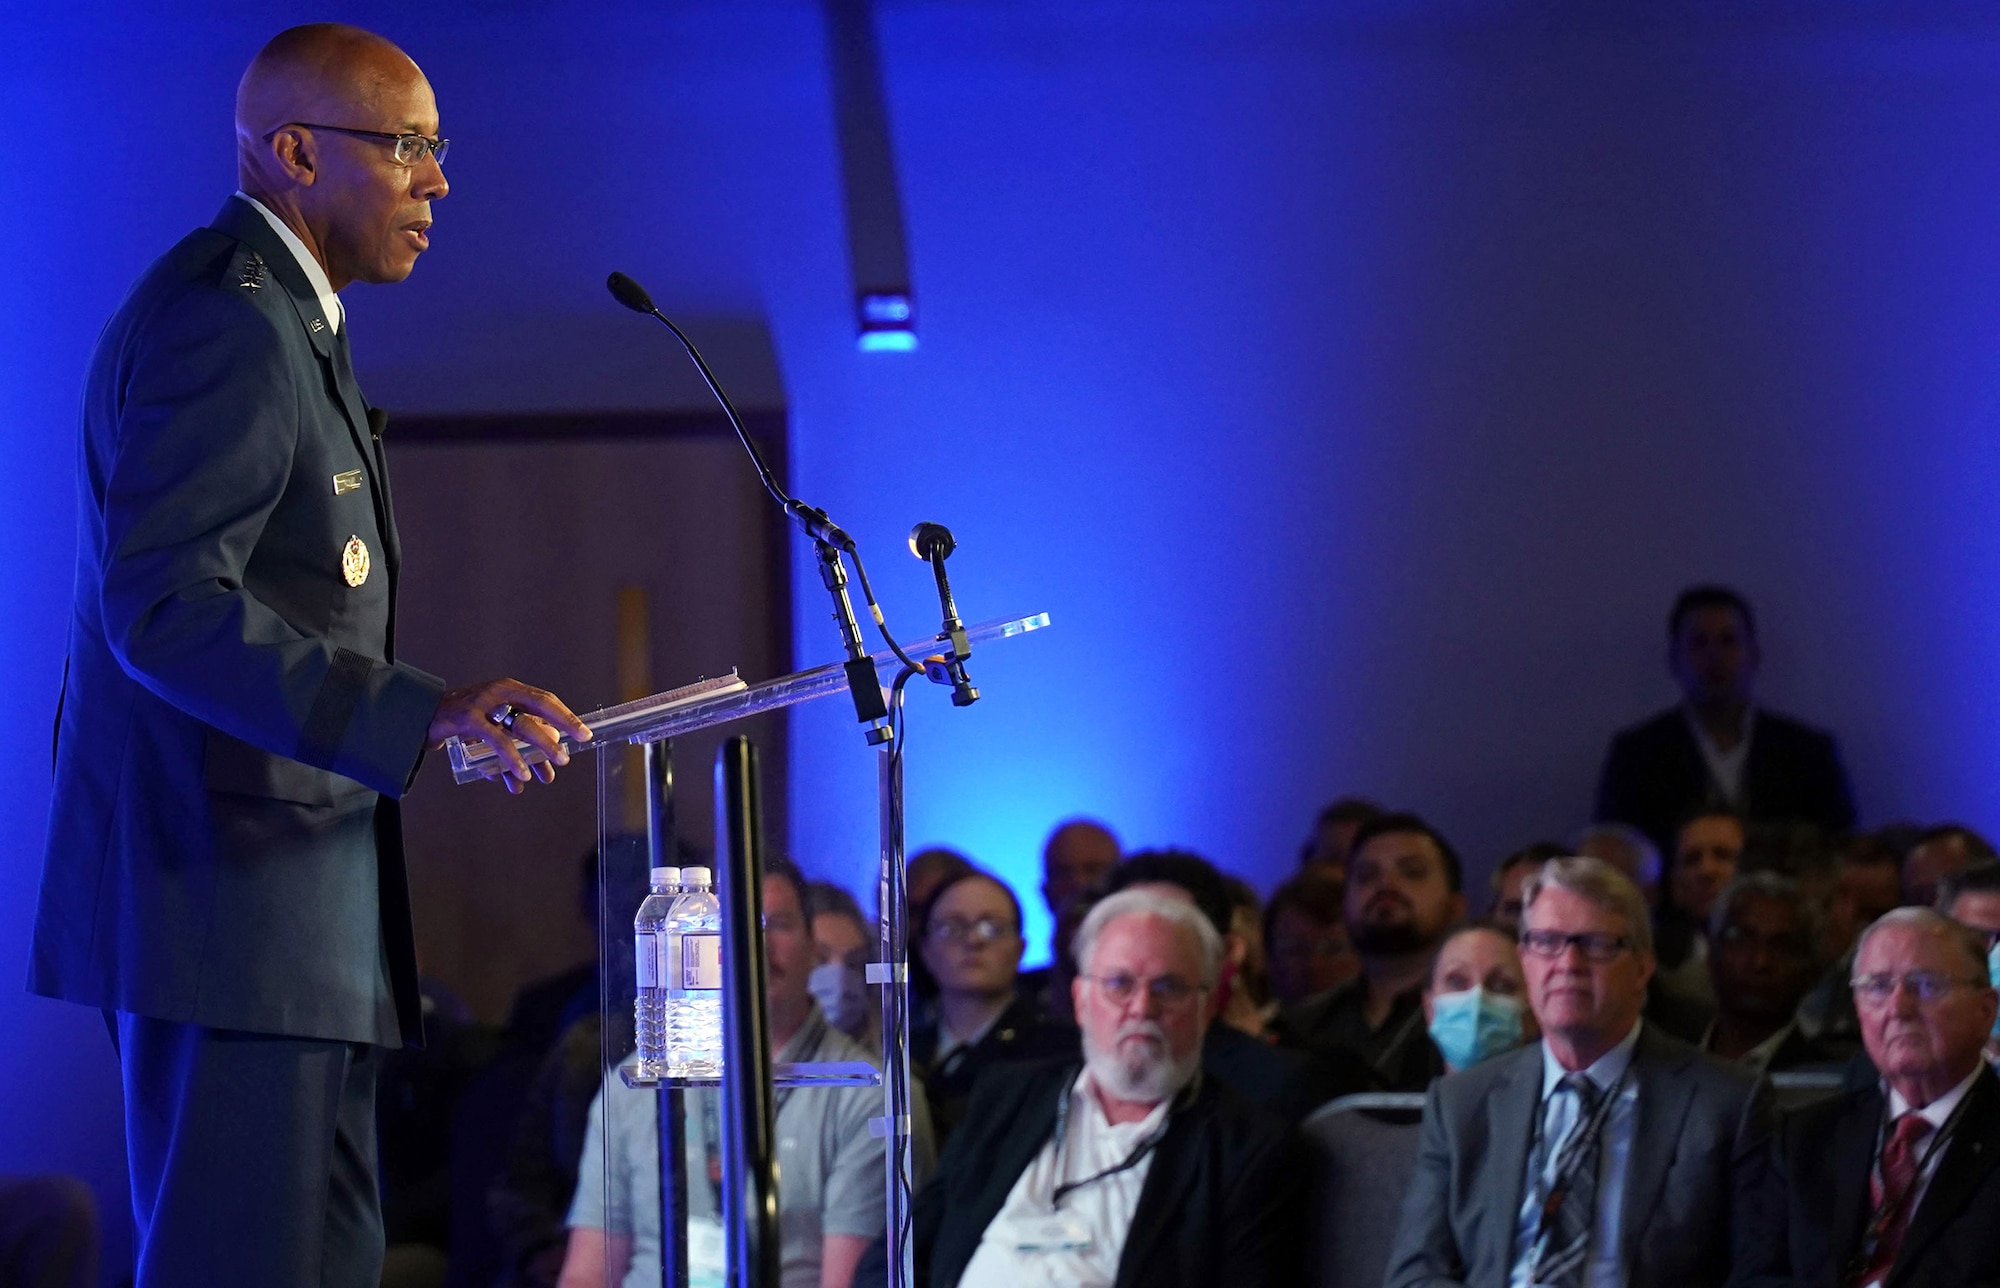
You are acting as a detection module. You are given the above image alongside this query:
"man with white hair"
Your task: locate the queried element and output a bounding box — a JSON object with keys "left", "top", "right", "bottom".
{"left": 1751, "top": 907, "right": 2000, "bottom": 1286}
{"left": 1386, "top": 856, "right": 1774, "bottom": 1288}
{"left": 880, "top": 888, "right": 1305, "bottom": 1287}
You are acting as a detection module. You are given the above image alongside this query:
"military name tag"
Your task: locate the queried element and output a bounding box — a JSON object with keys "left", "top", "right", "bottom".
{"left": 333, "top": 469, "right": 364, "bottom": 495}
{"left": 342, "top": 536, "right": 371, "bottom": 587}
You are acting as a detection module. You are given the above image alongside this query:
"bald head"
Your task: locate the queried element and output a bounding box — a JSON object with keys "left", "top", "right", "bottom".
{"left": 232, "top": 24, "right": 446, "bottom": 291}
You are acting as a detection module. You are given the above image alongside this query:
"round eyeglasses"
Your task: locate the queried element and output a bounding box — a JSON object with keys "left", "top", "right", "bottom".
{"left": 266, "top": 122, "right": 449, "bottom": 167}
{"left": 1080, "top": 973, "right": 1202, "bottom": 1009}
{"left": 1850, "top": 971, "right": 1988, "bottom": 1006}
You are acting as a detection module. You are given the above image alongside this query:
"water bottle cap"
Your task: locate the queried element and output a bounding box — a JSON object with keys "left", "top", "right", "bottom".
{"left": 682, "top": 866, "right": 713, "bottom": 885}
{"left": 650, "top": 867, "right": 681, "bottom": 887}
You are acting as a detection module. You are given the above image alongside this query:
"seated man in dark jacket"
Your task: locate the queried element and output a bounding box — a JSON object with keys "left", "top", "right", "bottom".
{"left": 869, "top": 887, "right": 1306, "bottom": 1288}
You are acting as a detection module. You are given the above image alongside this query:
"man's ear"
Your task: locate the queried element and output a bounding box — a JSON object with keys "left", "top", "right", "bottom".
{"left": 267, "top": 127, "right": 318, "bottom": 186}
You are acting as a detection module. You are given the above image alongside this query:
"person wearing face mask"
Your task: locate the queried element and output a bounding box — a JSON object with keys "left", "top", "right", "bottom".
{"left": 1423, "top": 925, "right": 1538, "bottom": 1074}
{"left": 805, "top": 881, "right": 879, "bottom": 1051}
{"left": 913, "top": 871, "right": 1080, "bottom": 1146}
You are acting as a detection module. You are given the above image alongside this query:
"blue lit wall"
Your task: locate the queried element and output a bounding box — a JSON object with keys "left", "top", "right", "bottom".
{"left": 10, "top": 5, "right": 2000, "bottom": 1275}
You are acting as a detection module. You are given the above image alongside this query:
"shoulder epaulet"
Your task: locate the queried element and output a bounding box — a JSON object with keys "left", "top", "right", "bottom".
{"left": 227, "top": 245, "right": 267, "bottom": 293}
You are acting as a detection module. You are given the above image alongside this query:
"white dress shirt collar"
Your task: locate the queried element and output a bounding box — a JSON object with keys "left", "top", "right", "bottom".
{"left": 232, "top": 191, "right": 344, "bottom": 333}
{"left": 1540, "top": 1019, "right": 1645, "bottom": 1099}
{"left": 1887, "top": 1060, "right": 1984, "bottom": 1127}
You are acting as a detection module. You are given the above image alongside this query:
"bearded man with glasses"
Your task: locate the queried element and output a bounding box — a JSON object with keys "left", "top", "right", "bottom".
{"left": 1750, "top": 907, "right": 2000, "bottom": 1288}
{"left": 867, "top": 887, "right": 1306, "bottom": 1288}
{"left": 1387, "top": 855, "right": 1775, "bottom": 1288}
{"left": 29, "top": 24, "right": 587, "bottom": 1286}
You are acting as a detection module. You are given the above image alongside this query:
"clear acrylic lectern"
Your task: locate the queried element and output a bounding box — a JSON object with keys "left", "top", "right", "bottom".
{"left": 451, "top": 612, "right": 1049, "bottom": 1288}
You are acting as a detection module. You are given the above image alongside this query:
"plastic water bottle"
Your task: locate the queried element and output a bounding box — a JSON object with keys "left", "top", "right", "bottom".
{"left": 633, "top": 866, "right": 681, "bottom": 1076}
{"left": 666, "top": 865, "right": 724, "bottom": 1076}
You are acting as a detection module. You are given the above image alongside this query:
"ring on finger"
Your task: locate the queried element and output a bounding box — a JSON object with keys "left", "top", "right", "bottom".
{"left": 489, "top": 703, "right": 520, "bottom": 731}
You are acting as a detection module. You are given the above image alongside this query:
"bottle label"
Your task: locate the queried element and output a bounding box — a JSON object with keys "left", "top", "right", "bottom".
{"left": 635, "top": 931, "right": 659, "bottom": 989}
{"left": 681, "top": 932, "right": 722, "bottom": 990}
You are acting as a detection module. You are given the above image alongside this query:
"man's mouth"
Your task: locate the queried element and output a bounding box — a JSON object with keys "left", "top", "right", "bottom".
{"left": 403, "top": 220, "right": 432, "bottom": 250}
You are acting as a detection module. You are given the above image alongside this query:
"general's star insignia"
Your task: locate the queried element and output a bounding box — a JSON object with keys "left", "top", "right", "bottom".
{"left": 342, "top": 535, "right": 371, "bottom": 587}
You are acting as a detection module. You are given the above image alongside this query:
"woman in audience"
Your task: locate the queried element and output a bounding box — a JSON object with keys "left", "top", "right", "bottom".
{"left": 1421, "top": 924, "right": 1537, "bottom": 1074}
{"left": 1265, "top": 867, "right": 1361, "bottom": 1005}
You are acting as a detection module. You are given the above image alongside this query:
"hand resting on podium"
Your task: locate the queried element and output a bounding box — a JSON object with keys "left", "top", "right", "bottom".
{"left": 429, "top": 678, "right": 593, "bottom": 793}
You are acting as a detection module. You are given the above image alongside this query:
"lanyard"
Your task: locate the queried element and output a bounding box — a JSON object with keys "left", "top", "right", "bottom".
{"left": 1527, "top": 1068, "right": 1629, "bottom": 1246}
{"left": 1047, "top": 1068, "right": 1191, "bottom": 1211}
{"left": 1845, "top": 1088, "right": 1976, "bottom": 1287}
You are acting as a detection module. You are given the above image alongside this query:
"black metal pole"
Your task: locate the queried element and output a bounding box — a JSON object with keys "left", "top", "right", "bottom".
{"left": 877, "top": 743, "right": 914, "bottom": 1287}
{"left": 645, "top": 742, "right": 689, "bottom": 1288}
{"left": 715, "top": 737, "right": 780, "bottom": 1288}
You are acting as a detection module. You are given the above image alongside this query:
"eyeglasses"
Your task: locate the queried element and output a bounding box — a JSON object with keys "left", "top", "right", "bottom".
{"left": 1519, "top": 930, "right": 1633, "bottom": 962}
{"left": 1850, "top": 971, "right": 1989, "bottom": 1005}
{"left": 927, "top": 916, "right": 1015, "bottom": 944}
{"left": 266, "top": 122, "right": 450, "bottom": 167}
{"left": 1080, "top": 973, "right": 1202, "bottom": 1009}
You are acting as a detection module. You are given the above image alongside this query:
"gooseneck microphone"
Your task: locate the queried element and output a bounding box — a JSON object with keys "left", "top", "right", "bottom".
{"left": 606, "top": 271, "right": 854, "bottom": 552}
{"left": 607, "top": 270, "right": 914, "bottom": 740}
{"left": 908, "top": 522, "right": 979, "bottom": 707}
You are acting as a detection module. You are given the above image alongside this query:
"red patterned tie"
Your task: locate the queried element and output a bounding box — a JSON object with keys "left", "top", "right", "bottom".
{"left": 1859, "top": 1113, "right": 1931, "bottom": 1285}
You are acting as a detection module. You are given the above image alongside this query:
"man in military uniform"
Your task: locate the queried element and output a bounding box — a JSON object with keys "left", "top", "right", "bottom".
{"left": 30, "top": 24, "right": 588, "bottom": 1285}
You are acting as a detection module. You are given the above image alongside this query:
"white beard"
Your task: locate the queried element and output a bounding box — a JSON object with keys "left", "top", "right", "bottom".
{"left": 1082, "top": 1018, "right": 1200, "bottom": 1103}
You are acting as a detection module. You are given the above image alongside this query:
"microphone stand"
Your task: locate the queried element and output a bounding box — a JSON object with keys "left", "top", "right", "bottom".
{"left": 606, "top": 272, "right": 899, "bottom": 744}
{"left": 908, "top": 522, "right": 978, "bottom": 706}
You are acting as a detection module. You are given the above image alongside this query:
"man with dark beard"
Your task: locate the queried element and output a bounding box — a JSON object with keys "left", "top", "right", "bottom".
{"left": 876, "top": 888, "right": 1305, "bottom": 1288}
{"left": 1276, "top": 813, "right": 1468, "bottom": 1090}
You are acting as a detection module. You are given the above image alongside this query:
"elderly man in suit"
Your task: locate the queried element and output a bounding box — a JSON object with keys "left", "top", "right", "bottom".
{"left": 1747, "top": 908, "right": 2000, "bottom": 1288}
{"left": 1385, "top": 856, "right": 1773, "bottom": 1288}
{"left": 877, "top": 887, "right": 1306, "bottom": 1288}
{"left": 29, "top": 25, "right": 585, "bottom": 1286}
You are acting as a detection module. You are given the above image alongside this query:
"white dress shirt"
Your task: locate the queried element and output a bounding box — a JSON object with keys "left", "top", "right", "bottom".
{"left": 1859, "top": 1062, "right": 1985, "bottom": 1288}
{"left": 1686, "top": 708, "right": 1753, "bottom": 807}
{"left": 957, "top": 1068, "right": 1170, "bottom": 1288}
{"left": 1510, "top": 1022, "right": 1644, "bottom": 1288}
{"left": 232, "top": 191, "right": 344, "bottom": 333}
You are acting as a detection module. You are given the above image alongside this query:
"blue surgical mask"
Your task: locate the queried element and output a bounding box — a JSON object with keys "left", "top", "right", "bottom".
{"left": 1428, "top": 986, "right": 1527, "bottom": 1071}
{"left": 1988, "top": 944, "right": 2000, "bottom": 1041}
{"left": 809, "top": 960, "right": 869, "bottom": 1036}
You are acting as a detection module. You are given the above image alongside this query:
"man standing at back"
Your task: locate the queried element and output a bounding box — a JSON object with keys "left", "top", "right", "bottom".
{"left": 30, "top": 25, "right": 586, "bottom": 1285}
{"left": 1385, "top": 857, "right": 1773, "bottom": 1288}
{"left": 1595, "top": 585, "right": 1855, "bottom": 851}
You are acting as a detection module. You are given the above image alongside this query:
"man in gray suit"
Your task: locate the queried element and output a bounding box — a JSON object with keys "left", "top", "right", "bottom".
{"left": 1385, "top": 856, "right": 1773, "bottom": 1288}
{"left": 29, "top": 24, "right": 587, "bottom": 1286}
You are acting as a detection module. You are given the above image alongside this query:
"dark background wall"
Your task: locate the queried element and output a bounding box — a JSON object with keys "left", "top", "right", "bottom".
{"left": 6, "top": 3, "right": 2000, "bottom": 1277}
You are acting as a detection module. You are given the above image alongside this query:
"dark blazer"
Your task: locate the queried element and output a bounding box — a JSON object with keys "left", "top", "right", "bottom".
{"left": 885, "top": 1056, "right": 1306, "bottom": 1288}
{"left": 1595, "top": 706, "right": 1856, "bottom": 850}
{"left": 1384, "top": 1024, "right": 1775, "bottom": 1288}
{"left": 914, "top": 994, "right": 1080, "bottom": 1144}
{"left": 1744, "top": 1064, "right": 2000, "bottom": 1288}
{"left": 30, "top": 197, "right": 444, "bottom": 1047}
{"left": 1201, "top": 1020, "right": 1377, "bottom": 1122}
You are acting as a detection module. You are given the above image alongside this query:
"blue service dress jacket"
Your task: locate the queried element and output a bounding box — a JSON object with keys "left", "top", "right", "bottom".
{"left": 30, "top": 196, "right": 446, "bottom": 1048}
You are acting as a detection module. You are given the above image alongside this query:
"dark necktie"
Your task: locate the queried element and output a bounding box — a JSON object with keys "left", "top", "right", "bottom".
{"left": 1859, "top": 1113, "right": 1931, "bottom": 1285}
{"left": 1532, "top": 1073, "right": 1607, "bottom": 1288}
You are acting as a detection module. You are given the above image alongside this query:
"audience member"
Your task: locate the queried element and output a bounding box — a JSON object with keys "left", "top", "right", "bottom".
{"left": 1263, "top": 867, "right": 1359, "bottom": 1005}
{"left": 1825, "top": 832, "right": 1906, "bottom": 959}
{"left": 805, "top": 880, "right": 879, "bottom": 1050}
{"left": 1939, "top": 864, "right": 2000, "bottom": 1067}
{"left": 1572, "top": 822, "right": 1664, "bottom": 904}
{"left": 560, "top": 860, "right": 933, "bottom": 1288}
{"left": 1595, "top": 585, "right": 1856, "bottom": 851}
{"left": 1386, "top": 857, "right": 1773, "bottom": 1288}
{"left": 487, "top": 1012, "right": 601, "bottom": 1288}
{"left": 1753, "top": 909, "right": 2000, "bottom": 1286}
{"left": 1107, "top": 850, "right": 1372, "bottom": 1119}
{"left": 914, "top": 870, "right": 1078, "bottom": 1144}
{"left": 1277, "top": 813, "right": 1466, "bottom": 1091}
{"left": 1423, "top": 925, "right": 1537, "bottom": 1074}
{"left": 1299, "top": 796, "right": 1385, "bottom": 876}
{"left": 1219, "top": 874, "right": 1276, "bottom": 1035}
{"left": 1490, "top": 841, "right": 1568, "bottom": 936}
{"left": 501, "top": 848, "right": 605, "bottom": 1057}
{"left": 878, "top": 888, "right": 1307, "bottom": 1288}
{"left": 0, "top": 1176, "right": 98, "bottom": 1288}
{"left": 1648, "top": 809, "right": 1744, "bottom": 1035}
{"left": 1018, "top": 819, "right": 1120, "bottom": 1017}
{"left": 1903, "top": 823, "right": 1997, "bottom": 910}
{"left": 1700, "top": 873, "right": 1835, "bottom": 1074}
{"left": 907, "top": 848, "right": 979, "bottom": 1021}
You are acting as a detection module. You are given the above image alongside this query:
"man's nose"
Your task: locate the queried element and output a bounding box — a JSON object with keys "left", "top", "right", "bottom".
{"left": 416, "top": 155, "right": 448, "bottom": 200}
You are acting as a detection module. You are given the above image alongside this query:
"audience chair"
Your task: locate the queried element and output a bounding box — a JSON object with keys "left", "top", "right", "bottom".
{"left": 1300, "top": 1092, "right": 1427, "bottom": 1288}
{"left": 1769, "top": 1069, "right": 1845, "bottom": 1113}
